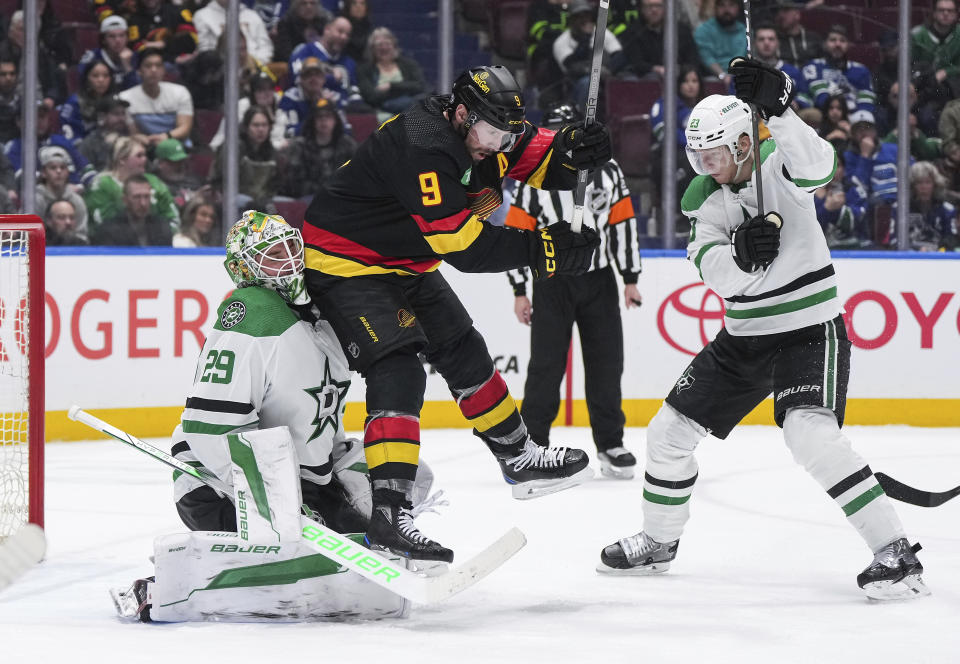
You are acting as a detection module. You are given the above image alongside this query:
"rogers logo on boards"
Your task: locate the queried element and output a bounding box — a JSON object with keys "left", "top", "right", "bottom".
{"left": 655, "top": 283, "right": 958, "bottom": 356}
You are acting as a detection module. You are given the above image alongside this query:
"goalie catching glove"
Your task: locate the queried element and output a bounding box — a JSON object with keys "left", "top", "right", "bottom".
{"left": 728, "top": 57, "right": 795, "bottom": 120}
{"left": 553, "top": 121, "right": 612, "bottom": 170}
{"left": 528, "top": 221, "right": 600, "bottom": 280}
{"left": 732, "top": 212, "right": 783, "bottom": 272}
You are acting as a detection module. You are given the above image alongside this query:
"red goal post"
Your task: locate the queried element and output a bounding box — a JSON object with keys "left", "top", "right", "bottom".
{"left": 0, "top": 215, "right": 45, "bottom": 537}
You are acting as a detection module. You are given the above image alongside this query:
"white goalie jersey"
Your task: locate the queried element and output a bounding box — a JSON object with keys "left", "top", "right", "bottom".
{"left": 681, "top": 109, "right": 841, "bottom": 336}
{"left": 171, "top": 286, "right": 352, "bottom": 504}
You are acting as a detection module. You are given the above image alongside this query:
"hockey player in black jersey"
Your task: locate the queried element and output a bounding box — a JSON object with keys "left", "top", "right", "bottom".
{"left": 301, "top": 65, "right": 611, "bottom": 563}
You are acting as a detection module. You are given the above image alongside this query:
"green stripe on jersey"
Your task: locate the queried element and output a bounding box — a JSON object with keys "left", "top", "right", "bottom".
{"left": 681, "top": 175, "right": 721, "bottom": 213}
{"left": 693, "top": 242, "right": 723, "bottom": 279}
{"left": 725, "top": 287, "right": 837, "bottom": 319}
{"left": 643, "top": 489, "right": 691, "bottom": 505}
{"left": 181, "top": 419, "right": 260, "bottom": 435}
{"left": 842, "top": 484, "right": 885, "bottom": 516}
{"left": 214, "top": 287, "right": 299, "bottom": 337}
{"left": 793, "top": 149, "right": 837, "bottom": 189}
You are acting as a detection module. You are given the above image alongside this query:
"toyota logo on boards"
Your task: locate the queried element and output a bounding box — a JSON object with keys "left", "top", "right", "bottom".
{"left": 657, "top": 283, "right": 725, "bottom": 356}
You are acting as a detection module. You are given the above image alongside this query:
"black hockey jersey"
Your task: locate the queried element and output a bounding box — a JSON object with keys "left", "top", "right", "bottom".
{"left": 302, "top": 96, "right": 578, "bottom": 280}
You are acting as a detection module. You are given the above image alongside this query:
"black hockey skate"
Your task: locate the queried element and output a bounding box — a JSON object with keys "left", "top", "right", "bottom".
{"left": 109, "top": 577, "right": 154, "bottom": 622}
{"left": 364, "top": 490, "right": 454, "bottom": 563}
{"left": 598, "top": 446, "right": 637, "bottom": 480}
{"left": 857, "top": 538, "right": 930, "bottom": 600}
{"left": 596, "top": 531, "right": 678, "bottom": 575}
{"left": 497, "top": 437, "right": 593, "bottom": 500}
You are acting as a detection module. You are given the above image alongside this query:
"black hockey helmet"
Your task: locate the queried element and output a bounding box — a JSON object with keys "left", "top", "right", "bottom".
{"left": 451, "top": 65, "right": 526, "bottom": 136}
{"left": 541, "top": 103, "right": 582, "bottom": 130}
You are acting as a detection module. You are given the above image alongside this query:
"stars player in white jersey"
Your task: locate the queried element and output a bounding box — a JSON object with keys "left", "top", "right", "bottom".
{"left": 596, "top": 58, "right": 930, "bottom": 600}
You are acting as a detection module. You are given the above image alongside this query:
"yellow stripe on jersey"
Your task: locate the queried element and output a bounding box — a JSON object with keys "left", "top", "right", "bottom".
{"left": 422, "top": 215, "right": 484, "bottom": 254}
{"left": 526, "top": 148, "right": 555, "bottom": 189}
{"left": 364, "top": 441, "right": 421, "bottom": 468}
{"left": 305, "top": 247, "right": 441, "bottom": 277}
{"left": 465, "top": 393, "right": 518, "bottom": 433}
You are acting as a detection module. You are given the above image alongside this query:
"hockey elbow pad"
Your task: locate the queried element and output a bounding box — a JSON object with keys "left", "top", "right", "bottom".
{"left": 731, "top": 212, "right": 783, "bottom": 272}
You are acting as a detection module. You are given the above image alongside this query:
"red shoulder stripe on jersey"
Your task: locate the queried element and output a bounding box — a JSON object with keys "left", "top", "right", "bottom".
{"left": 304, "top": 226, "right": 439, "bottom": 271}
{"left": 508, "top": 127, "right": 557, "bottom": 183}
{"left": 411, "top": 209, "right": 472, "bottom": 234}
{"left": 609, "top": 196, "right": 636, "bottom": 225}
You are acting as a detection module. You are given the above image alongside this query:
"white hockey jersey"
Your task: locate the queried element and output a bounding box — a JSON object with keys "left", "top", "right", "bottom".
{"left": 172, "top": 286, "right": 352, "bottom": 502}
{"left": 681, "top": 108, "right": 840, "bottom": 336}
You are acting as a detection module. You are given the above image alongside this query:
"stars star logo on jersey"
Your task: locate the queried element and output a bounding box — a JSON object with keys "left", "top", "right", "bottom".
{"left": 304, "top": 357, "right": 350, "bottom": 442}
{"left": 220, "top": 302, "right": 246, "bottom": 329}
{"left": 676, "top": 367, "right": 696, "bottom": 394}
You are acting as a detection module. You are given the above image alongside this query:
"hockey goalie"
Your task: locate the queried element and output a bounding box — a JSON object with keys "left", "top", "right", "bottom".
{"left": 111, "top": 211, "right": 439, "bottom": 622}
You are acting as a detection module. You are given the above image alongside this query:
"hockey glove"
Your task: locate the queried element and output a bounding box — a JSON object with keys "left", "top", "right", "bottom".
{"left": 528, "top": 221, "right": 600, "bottom": 280}
{"left": 555, "top": 121, "right": 612, "bottom": 169}
{"left": 728, "top": 57, "right": 795, "bottom": 120}
{"left": 731, "top": 212, "right": 783, "bottom": 272}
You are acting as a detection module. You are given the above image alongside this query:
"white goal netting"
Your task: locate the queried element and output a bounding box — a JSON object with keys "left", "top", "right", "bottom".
{"left": 0, "top": 228, "right": 33, "bottom": 539}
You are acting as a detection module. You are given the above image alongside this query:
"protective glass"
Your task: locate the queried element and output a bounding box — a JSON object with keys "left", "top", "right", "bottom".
{"left": 685, "top": 144, "right": 734, "bottom": 176}
{"left": 468, "top": 118, "right": 522, "bottom": 152}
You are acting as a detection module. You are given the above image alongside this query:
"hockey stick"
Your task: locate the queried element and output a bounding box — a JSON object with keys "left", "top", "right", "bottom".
{"left": 0, "top": 523, "right": 46, "bottom": 593}
{"left": 742, "top": 0, "right": 765, "bottom": 217}
{"left": 570, "top": 0, "right": 609, "bottom": 233}
{"left": 876, "top": 472, "right": 960, "bottom": 508}
{"left": 67, "top": 406, "right": 526, "bottom": 604}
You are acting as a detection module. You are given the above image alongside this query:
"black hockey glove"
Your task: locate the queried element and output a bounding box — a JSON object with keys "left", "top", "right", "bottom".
{"left": 555, "top": 121, "right": 612, "bottom": 169}
{"left": 528, "top": 221, "right": 600, "bottom": 280}
{"left": 728, "top": 57, "right": 795, "bottom": 120}
{"left": 731, "top": 212, "right": 783, "bottom": 272}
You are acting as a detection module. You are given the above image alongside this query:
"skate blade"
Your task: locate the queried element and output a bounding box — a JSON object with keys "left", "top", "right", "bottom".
{"left": 862, "top": 574, "right": 931, "bottom": 601}
{"left": 510, "top": 466, "right": 595, "bottom": 500}
{"left": 599, "top": 462, "right": 635, "bottom": 480}
{"left": 109, "top": 586, "right": 142, "bottom": 620}
{"left": 595, "top": 560, "right": 671, "bottom": 576}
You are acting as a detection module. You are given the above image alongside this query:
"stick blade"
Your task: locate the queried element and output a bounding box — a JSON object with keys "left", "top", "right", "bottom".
{"left": 0, "top": 524, "right": 47, "bottom": 592}
{"left": 420, "top": 527, "right": 526, "bottom": 604}
{"left": 876, "top": 472, "right": 960, "bottom": 508}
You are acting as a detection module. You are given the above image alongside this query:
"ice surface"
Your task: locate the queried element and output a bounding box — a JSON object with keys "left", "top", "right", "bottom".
{"left": 1, "top": 426, "right": 957, "bottom": 663}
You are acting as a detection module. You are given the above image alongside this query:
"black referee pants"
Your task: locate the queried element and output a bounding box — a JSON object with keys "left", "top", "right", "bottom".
{"left": 521, "top": 266, "right": 625, "bottom": 452}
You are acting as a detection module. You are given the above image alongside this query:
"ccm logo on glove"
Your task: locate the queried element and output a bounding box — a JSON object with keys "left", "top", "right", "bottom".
{"left": 528, "top": 221, "right": 600, "bottom": 280}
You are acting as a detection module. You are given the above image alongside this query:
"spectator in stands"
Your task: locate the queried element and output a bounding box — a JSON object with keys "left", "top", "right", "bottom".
{"left": 526, "top": 0, "right": 571, "bottom": 106}
{"left": 289, "top": 16, "right": 363, "bottom": 108}
{"left": 78, "top": 15, "right": 139, "bottom": 92}
{"left": 43, "top": 199, "right": 89, "bottom": 245}
{"left": 278, "top": 56, "right": 332, "bottom": 137}
{"left": 693, "top": 0, "right": 746, "bottom": 83}
{"left": 650, "top": 65, "right": 704, "bottom": 206}
{"left": 621, "top": 0, "right": 698, "bottom": 80}
{"left": 59, "top": 59, "right": 117, "bottom": 145}
{"left": 92, "top": 174, "right": 174, "bottom": 246}
{"left": 172, "top": 197, "right": 219, "bottom": 247}
{"left": 151, "top": 137, "right": 207, "bottom": 209}
{"left": 35, "top": 145, "right": 89, "bottom": 243}
{"left": 0, "top": 45, "right": 21, "bottom": 144}
{"left": 935, "top": 136, "right": 960, "bottom": 205}
{"left": 128, "top": 0, "right": 199, "bottom": 65}
{"left": 3, "top": 9, "right": 65, "bottom": 105}
{"left": 187, "top": 30, "right": 275, "bottom": 111}
{"left": 819, "top": 94, "right": 851, "bottom": 147}
{"left": 357, "top": 27, "right": 426, "bottom": 123}
{"left": 79, "top": 95, "right": 132, "bottom": 171}
{"left": 29, "top": 0, "right": 74, "bottom": 76}
{"left": 274, "top": 0, "right": 332, "bottom": 64}
{"left": 5, "top": 100, "right": 97, "bottom": 189}
{"left": 802, "top": 24, "right": 876, "bottom": 124}
{"left": 886, "top": 161, "right": 959, "bottom": 250}
{"left": 749, "top": 23, "right": 809, "bottom": 108}
{"left": 815, "top": 152, "right": 869, "bottom": 249}
{"left": 211, "top": 72, "right": 287, "bottom": 151}
{"left": 553, "top": 0, "right": 626, "bottom": 105}
{"left": 340, "top": 0, "right": 373, "bottom": 63}
{"left": 209, "top": 105, "right": 279, "bottom": 212}
{"left": 120, "top": 47, "right": 194, "bottom": 146}
{"left": 85, "top": 136, "right": 179, "bottom": 228}
{"left": 845, "top": 120, "right": 900, "bottom": 205}
{"left": 194, "top": 0, "right": 274, "bottom": 64}
{"left": 774, "top": 0, "right": 821, "bottom": 68}
{"left": 280, "top": 97, "right": 356, "bottom": 200}
{"left": 912, "top": 0, "right": 960, "bottom": 123}
{"left": 877, "top": 82, "right": 940, "bottom": 159}
{"left": 873, "top": 30, "right": 900, "bottom": 109}
{"left": 610, "top": 0, "right": 643, "bottom": 36}
{"left": 0, "top": 150, "right": 16, "bottom": 212}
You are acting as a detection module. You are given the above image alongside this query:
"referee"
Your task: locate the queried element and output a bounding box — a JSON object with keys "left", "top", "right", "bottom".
{"left": 506, "top": 104, "right": 643, "bottom": 479}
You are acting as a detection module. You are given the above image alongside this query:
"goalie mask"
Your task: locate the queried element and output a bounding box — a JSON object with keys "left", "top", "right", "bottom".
{"left": 224, "top": 210, "right": 309, "bottom": 305}
{"left": 684, "top": 95, "right": 754, "bottom": 176}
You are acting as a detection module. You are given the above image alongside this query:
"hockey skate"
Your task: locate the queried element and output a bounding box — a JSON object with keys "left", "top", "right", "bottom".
{"left": 364, "top": 490, "right": 454, "bottom": 564}
{"left": 596, "top": 531, "right": 678, "bottom": 575}
{"left": 497, "top": 437, "right": 593, "bottom": 500}
{"left": 598, "top": 447, "right": 636, "bottom": 480}
{"left": 109, "top": 577, "right": 153, "bottom": 622}
{"left": 857, "top": 538, "right": 930, "bottom": 601}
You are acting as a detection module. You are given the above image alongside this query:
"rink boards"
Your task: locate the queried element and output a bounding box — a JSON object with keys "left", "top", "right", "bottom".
{"left": 26, "top": 248, "right": 960, "bottom": 439}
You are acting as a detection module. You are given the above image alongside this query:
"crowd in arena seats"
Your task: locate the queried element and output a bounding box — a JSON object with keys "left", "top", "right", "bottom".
{"left": 1, "top": 0, "right": 958, "bottom": 252}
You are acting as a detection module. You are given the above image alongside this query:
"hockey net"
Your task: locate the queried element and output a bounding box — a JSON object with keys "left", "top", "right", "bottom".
{"left": 0, "top": 216, "right": 44, "bottom": 539}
